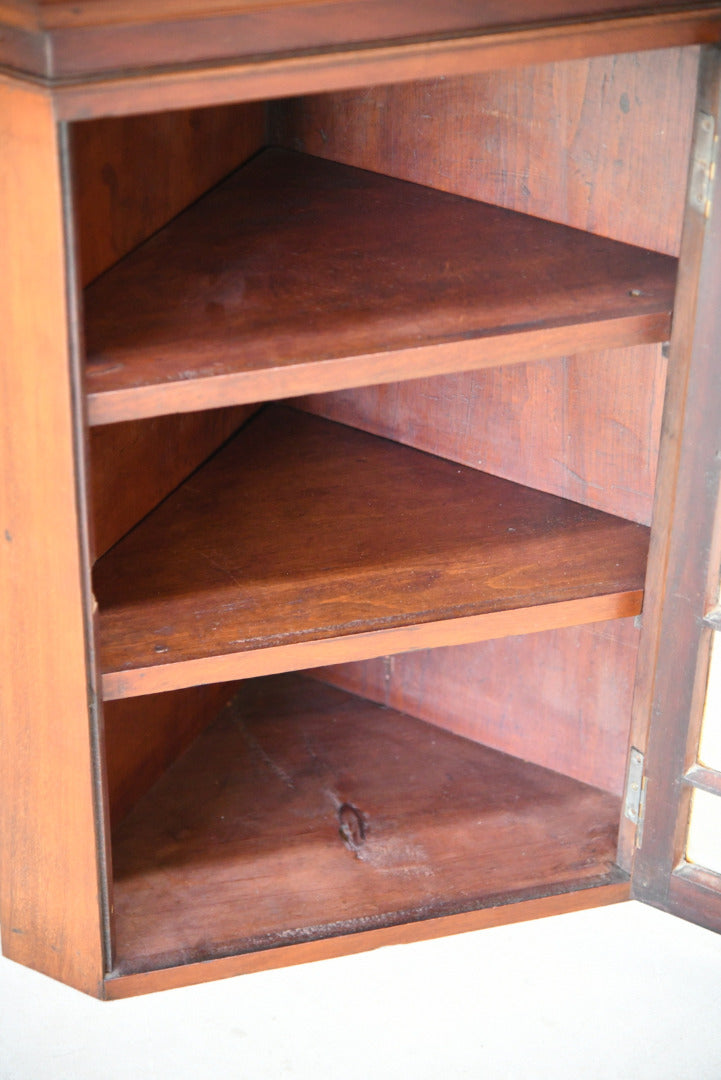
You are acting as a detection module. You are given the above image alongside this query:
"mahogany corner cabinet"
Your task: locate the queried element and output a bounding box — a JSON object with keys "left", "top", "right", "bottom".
{"left": 2, "top": 1, "right": 721, "bottom": 999}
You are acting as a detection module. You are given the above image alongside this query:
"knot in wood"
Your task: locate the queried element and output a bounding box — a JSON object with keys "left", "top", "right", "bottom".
{"left": 338, "top": 803, "right": 366, "bottom": 852}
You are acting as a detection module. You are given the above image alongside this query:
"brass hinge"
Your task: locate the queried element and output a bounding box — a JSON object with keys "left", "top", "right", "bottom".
{"left": 624, "top": 747, "right": 647, "bottom": 849}
{"left": 689, "top": 111, "right": 718, "bottom": 219}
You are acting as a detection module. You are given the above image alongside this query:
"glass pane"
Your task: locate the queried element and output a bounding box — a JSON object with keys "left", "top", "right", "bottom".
{"left": 698, "top": 632, "right": 721, "bottom": 771}
{"left": 686, "top": 789, "right": 721, "bottom": 874}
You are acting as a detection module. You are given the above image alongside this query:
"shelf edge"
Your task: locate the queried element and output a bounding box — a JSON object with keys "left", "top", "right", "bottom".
{"left": 86, "top": 312, "right": 672, "bottom": 427}
{"left": 101, "top": 590, "right": 643, "bottom": 700}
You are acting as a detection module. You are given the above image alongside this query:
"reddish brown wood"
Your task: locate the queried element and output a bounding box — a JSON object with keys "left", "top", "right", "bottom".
{"left": 10, "top": 0, "right": 719, "bottom": 40}
{"left": 2, "top": 6, "right": 718, "bottom": 1000}
{"left": 93, "top": 406, "right": 648, "bottom": 699}
{"left": 684, "top": 763, "right": 721, "bottom": 797}
{"left": 109, "top": 674, "right": 623, "bottom": 976}
{"left": 314, "top": 618, "right": 641, "bottom": 797}
{"left": 105, "top": 880, "right": 630, "bottom": 998}
{"left": 71, "top": 103, "right": 266, "bottom": 287}
{"left": 104, "top": 682, "right": 240, "bottom": 827}
{"left": 0, "top": 77, "right": 107, "bottom": 994}
{"left": 89, "top": 407, "right": 257, "bottom": 558}
{"left": 13, "top": 9, "right": 721, "bottom": 122}
{"left": 289, "top": 52, "right": 694, "bottom": 796}
{"left": 4, "top": 0, "right": 719, "bottom": 88}
{"left": 664, "top": 864, "right": 721, "bottom": 932}
{"left": 289, "top": 52, "right": 696, "bottom": 525}
{"left": 84, "top": 149, "right": 675, "bottom": 425}
{"left": 100, "top": 596, "right": 645, "bottom": 700}
{"left": 272, "top": 52, "right": 698, "bottom": 257}
{"left": 298, "top": 346, "right": 667, "bottom": 528}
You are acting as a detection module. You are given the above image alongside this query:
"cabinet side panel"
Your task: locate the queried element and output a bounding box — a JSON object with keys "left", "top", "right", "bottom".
{"left": 314, "top": 619, "right": 639, "bottom": 796}
{"left": 0, "top": 79, "right": 106, "bottom": 995}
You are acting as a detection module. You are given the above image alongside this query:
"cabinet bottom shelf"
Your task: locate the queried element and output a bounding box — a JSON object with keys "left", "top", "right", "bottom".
{"left": 108, "top": 674, "right": 626, "bottom": 991}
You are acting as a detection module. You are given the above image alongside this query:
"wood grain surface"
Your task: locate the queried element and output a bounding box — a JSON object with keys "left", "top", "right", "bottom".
{"left": 272, "top": 51, "right": 699, "bottom": 255}
{"left": 93, "top": 406, "right": 649, "bottom": 699}
{"left": 89, "top": 407, "right": 257, "bottom": 558}
{"left": 288, "top": 51, "right": 697, "bottom": 794}
{"left": 110, "top": 674, "right": 623, "bottom": 976}
{"left": 628, "top": 50, "right": 721, "bottom": 921}
{"left": 75, "top": 106, "right": 266, "bottom": 554}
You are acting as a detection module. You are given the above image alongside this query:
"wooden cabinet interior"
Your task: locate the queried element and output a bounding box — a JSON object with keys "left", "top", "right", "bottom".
{"left": 2, "top": 24, "right": 718, "bottom": 997}
{"left": 75, "top": 50, "right": 693, "bottom": 995}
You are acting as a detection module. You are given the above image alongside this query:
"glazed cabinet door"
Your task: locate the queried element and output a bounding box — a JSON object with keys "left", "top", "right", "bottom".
{"left": 630, "top": 46, "right": 721, "bottom": 931}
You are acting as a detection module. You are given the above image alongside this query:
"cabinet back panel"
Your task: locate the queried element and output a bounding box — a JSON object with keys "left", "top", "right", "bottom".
{"left": 89, "top": 406, "right": 257, "bottom": 559}
{"left": 270, "top": 50, "right": 696, "bottom": 253}
{"left": 293, "top": 345, "right": 666, "bottom": 528}
{"left": 313, "top": 619, "right": 640, "bottom": 797}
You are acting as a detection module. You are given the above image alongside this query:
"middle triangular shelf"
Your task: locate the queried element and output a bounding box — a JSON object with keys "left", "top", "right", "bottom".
{"left": 95, "top": 406, "right": 649, "bottom": 700}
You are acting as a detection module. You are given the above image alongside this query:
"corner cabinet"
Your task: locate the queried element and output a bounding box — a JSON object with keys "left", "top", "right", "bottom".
{"left": 2, "top": 2, "right": 721, "bottom": 1000}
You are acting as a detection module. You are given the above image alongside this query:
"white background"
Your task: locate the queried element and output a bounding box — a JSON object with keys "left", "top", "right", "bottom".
{"left": 1, "top": 900, "right": 720, "bottom": 1079}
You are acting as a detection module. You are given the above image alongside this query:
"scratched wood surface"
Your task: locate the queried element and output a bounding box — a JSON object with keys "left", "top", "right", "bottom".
{"left": 110, "top": 673, "right": 622, "bottom": 976}
{"left": 106, "top": 878, "right": 631, "bottom": 996}
{"left": 93, "top": 406, "right": 648, "bottom": 700}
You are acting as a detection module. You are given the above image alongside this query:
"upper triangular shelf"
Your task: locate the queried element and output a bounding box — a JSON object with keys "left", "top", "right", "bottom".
{"left": 85, "top": 148, "right": 676, "bottom": 425}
